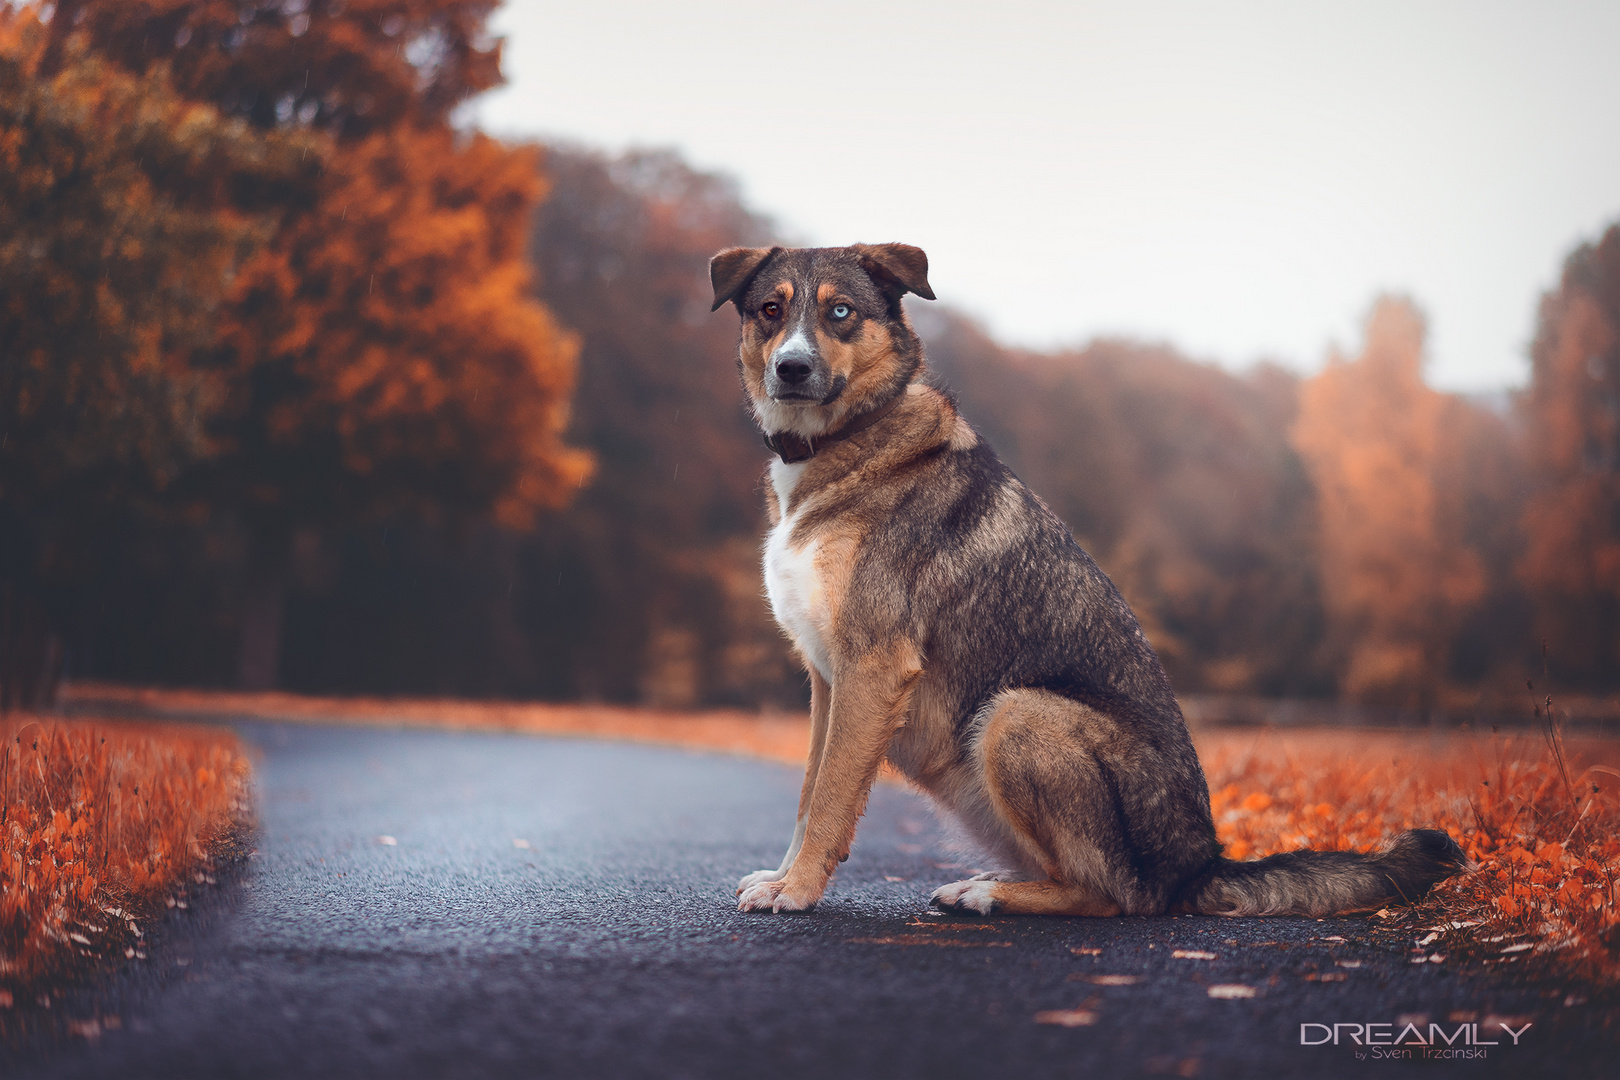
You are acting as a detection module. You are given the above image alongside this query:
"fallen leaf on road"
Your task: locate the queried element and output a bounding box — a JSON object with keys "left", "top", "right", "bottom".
{"left": 512, "top": 838, "right": 531, "bottom": 849}
{"left": 1335, "top": 960, "right": 1362, "bottom": 968}
{"left": 1304, "top": 973, "right": 1346, "bottom": 982}
{"left": 1207, "top": 984, "right": 1257, "bottom": 999}
{"left": 883, "top": 875, "right": 906, "bottom": 882}
{"left": 1070, "top": 947, "right": 1103, "bottom": 956}
{"left": 1035, "top": 1008, "right": 1098, "bottom": 1027}
{"left": 1172, "top": 949, "right": 1216, "bottom": 960}
{"left": 850, "top": 935, "right": 1012, "bottom": 948}
{"left": 377, "top": 835, "right": 398, "bottom": 846}
{"left": 1084, "top": 975, "right": 1141, "bottom": 986}
{"left": 904, "top": 919, "right": 996, "bottom": 931}
{"left": 1500, "top": 942, "right": 1534, "bottom": 953}
{"left": 67, "top": 1019, "right": 100, "bottom": 1040}
{"left": 1416, "top": 931, "right": 1440, "bottom": 947}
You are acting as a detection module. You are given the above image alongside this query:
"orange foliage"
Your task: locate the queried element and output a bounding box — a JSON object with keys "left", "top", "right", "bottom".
{"left": 221, "top": 124, "right": 590, "bottom": 527}
{"left": 0, "top": 13, "right": 316, "bottom": 507}
{"left": 1291, "top": 297, "right": 1487, "bottom": 703}
{"left": 24, "top": 0, "right": 591, "bottom": 530}
{"left": 1200, "top": 727, "right": 1620, "bottom": 982}
{"left": 0, "top": 717, "right": 249, "bottom": 989}
{"left": 6, "top": 0, "right": 589, "bottom": 697}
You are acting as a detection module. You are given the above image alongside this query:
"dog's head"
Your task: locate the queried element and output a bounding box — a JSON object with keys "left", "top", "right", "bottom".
{"left": 710, "top": 244, "right": 935, "bottom": 437}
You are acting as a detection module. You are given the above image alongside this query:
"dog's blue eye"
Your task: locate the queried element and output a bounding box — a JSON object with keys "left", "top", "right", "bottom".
{"left": 831, "top": 304, "right": 852, "bottom": 319}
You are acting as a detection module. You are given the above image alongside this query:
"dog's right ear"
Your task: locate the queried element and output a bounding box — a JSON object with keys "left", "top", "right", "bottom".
{"left": 853, "top": 243, "right": 936, "bottom": 303}
{"left": 710, "top": 246, "right": 782, "bottom": 312}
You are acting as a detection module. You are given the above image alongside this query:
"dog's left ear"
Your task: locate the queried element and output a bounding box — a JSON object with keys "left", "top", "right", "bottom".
{"left": 853, "top": 243, "right": 936, "bottom": 302}
{"left": 710, "top": 246, "right": 781, "bottom": 312}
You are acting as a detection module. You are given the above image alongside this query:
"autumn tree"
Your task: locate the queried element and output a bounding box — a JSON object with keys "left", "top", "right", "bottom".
{"left": 1518, "top": 223, "right": 1620, "bottom": 685}
{"left": 49, "top": 0, "right": 588, "bottom": 687}
{"left": 0, "top": 13, "right": 313, "bottom": 708}
{"left": 1291, "top": 297, "right": 1487, "bottom": 705}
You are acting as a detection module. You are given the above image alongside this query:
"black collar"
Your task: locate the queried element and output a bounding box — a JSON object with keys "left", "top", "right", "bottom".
{"left": 762, "top": 393, "right": 906, "bottom": 464}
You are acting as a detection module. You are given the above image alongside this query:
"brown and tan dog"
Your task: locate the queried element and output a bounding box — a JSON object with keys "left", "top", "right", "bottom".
{"left": 711, "top": 243, "right": 1466, "bottom": 917}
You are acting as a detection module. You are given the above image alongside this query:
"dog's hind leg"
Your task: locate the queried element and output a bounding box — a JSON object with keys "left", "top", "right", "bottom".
{"left": 932, "top": 877, "right": 1122, "bottom": 916}
{"left": 930, "top": 688, "right": 1165, "bottom": 917}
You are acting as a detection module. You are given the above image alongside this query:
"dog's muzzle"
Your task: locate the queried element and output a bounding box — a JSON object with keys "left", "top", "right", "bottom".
{"left": 766, "top": 333, "right": 834, "bottom": 402}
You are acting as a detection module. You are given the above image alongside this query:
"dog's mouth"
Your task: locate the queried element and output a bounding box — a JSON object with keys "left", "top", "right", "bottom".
{"left": 769, "top": 376, "right": 845, "bottom": 405}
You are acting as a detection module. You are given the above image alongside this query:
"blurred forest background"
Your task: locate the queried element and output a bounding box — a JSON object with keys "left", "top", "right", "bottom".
{"left": 2, "top": 1, "right": 1618, "bottom": 717}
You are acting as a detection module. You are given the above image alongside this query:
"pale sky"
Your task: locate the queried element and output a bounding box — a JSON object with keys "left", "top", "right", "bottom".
{"left": 471, "top": 1, "right": 1620, "bottom": 392}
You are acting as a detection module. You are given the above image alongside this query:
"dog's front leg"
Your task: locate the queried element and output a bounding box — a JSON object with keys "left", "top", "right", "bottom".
{"left": 737, "top": 644, "right": 921, "bottom": 913}
{"left": 737, "top": 666, "right": 830, "bottom": 894}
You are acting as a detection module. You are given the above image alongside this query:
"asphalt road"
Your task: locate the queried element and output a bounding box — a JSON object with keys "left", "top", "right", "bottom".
{"left": 5, "top": 722, "right": 1615, "bottom": 1079}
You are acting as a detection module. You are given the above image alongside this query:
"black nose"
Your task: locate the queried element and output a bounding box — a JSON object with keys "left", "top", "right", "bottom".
{"left": 775, "top": 358, "right": 812, "bottom": 384}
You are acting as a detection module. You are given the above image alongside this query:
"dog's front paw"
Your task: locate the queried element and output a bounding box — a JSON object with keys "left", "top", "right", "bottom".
{"left": 735, "top": 868, "right": 786, "bottom": 896}
{"left": 931, "top": 879, "right": 1000, "bottom": 915}
{"left": 737, "top": 878, "right": 817, "bottom": 913}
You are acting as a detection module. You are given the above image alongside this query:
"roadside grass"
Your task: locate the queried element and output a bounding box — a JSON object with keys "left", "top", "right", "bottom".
{"left": 0, "top": 715, "right": 251, "bottom": 1006}
{"left": 55, "top": 683, "right": 1620, "bottom": 986}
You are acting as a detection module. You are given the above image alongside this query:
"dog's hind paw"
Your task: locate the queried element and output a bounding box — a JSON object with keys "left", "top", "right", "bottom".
{"left": 735, "top": 868, "right": 786, "bottom": 895}
{"left": 930, "top": 879, "right": 1000, "bottom": 915}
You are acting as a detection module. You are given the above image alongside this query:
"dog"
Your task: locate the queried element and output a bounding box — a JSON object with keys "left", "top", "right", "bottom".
{"left": 710, "top": 242, "right": 1467, "bottom": 916}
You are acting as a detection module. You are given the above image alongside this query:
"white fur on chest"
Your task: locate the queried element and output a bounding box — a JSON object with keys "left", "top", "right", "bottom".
{"left": 763, "top": 460, "right": 833, "bottom": 681}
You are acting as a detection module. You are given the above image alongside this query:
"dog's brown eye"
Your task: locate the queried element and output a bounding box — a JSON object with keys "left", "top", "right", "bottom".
{"left": 761, "top": 302, "right": 781, "bottom": 319}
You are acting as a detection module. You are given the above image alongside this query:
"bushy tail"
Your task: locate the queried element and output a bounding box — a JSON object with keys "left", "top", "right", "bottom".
{"left": 1177, "top": 829, "right": 1470, "bottom": 917}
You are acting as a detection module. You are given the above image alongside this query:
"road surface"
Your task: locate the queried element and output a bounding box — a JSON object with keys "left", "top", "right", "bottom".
{"left": 5, "top": 722, "right": 1613, "bottom": 1078}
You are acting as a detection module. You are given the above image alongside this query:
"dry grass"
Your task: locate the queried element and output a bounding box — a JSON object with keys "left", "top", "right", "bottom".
{"left": 0, "top": 714, "right": 250, "bottom": 1001}
{"left": 61, "top": 682, "right": 816, "bottom": 766}
{"left": 55, "top": 683, "right": 1620, "bottom": 986}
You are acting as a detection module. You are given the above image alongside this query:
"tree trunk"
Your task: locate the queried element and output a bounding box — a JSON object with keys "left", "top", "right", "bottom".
{"left": 0, "top": 582, "right": 62, "bottom": 713}
{"left": 236, "top": 573, "right": 286, "bottom": 691}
